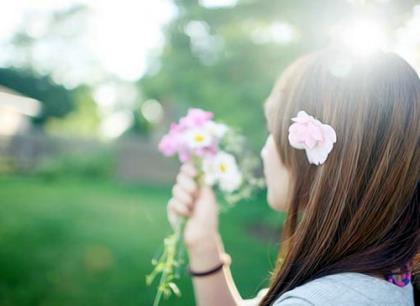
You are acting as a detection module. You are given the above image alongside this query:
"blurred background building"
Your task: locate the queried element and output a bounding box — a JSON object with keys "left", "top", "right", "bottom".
{"left": 0, "top": 86, "right": 41, "bottom": 136}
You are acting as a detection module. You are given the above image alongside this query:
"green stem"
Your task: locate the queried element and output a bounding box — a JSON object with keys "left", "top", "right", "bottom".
{"left": 152, "top": 217, "right": 187, "bottom": 306}
{"left": 149, "top": 157, "right": 203, "bottom": 306}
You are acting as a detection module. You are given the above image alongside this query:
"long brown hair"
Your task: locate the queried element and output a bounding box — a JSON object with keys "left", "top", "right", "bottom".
{"left": 260, "top": 48, "right": 420, "bottom": 305}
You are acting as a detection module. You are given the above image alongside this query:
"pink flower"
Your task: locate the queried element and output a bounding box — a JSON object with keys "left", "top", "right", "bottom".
{"left": 195, "top": 143, "right": 218, "bottom": 158}
{"left": 179, "top": 108, "right": 213, "bottom": 128}
{"left": 178, "top": 149, "right": 191, "bottom": 162}
{"left": 158, "top": 123, "right": 183, "bottom": 156}
{"left": 158, "top": 108, "right": 219, "bottom": 162}
{"left": 158, "top": 134, "right": 178, "bottom": 156}
{"left": 288, "top": 111, "right": 336, "bottom": 165}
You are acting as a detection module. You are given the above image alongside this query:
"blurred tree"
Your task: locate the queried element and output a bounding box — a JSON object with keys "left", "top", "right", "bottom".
{"left": 139, "top": 0, "right": 418, "bottom": 148}
{"left": 125, "top": 110, "right": 152, "bottom": 137}
{"left": 0, "top": 4, "right": 98, "bottom": 130}
{"left": 0, "top": 67, "right": 74, "bottom": 125}
{"left": 8, "top": 4, "right": 91, "bottom": 86}
{"left": 46, "top": 86, "right": 100, "bottom": 136}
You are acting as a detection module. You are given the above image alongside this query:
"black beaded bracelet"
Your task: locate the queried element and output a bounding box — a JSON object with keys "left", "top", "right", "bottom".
{"left": 187, "top": 262, "right": 225, "bottom": 277}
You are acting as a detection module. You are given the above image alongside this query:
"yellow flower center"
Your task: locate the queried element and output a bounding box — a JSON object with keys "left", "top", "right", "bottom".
{"left": 194, "top": 134, "right": 205, "bottom": 143}
{"left": 219, "top": 162, "right": 227, "bottom": 173}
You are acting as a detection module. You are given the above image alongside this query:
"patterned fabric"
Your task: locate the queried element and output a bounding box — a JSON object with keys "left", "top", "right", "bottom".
{"left": 385, "top": 263, "right": 412, "bottom": 287}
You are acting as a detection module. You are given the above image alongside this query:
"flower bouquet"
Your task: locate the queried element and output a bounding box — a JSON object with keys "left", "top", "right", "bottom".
{"left": 146, "top": 108, "right": 264, "bottom": 306}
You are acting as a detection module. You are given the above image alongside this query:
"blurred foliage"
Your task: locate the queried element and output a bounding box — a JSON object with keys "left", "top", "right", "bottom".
{"left": 0, "top": 4, "right": 93, "bottom": 129}
{"left": 46, "top": 86, "right": 100, "bottom": 137}
{"left": 139, "top": 0, "right": 418, "bottom": 148}
{"left": 34, "top": 150, "right": 115, "bottom": 180}
{"left": 0, "top": 67, "right": 74, "bottom": 125}
{"left": 123, "top": 110, "right": 152, "bottom": 138}
{"left": 8, "top": 4, "right": 90, "bottom": 83}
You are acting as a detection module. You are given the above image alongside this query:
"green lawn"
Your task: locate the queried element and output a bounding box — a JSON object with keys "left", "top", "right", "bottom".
{"left": 0, "top": 176, "right": 282, "bottom": 306}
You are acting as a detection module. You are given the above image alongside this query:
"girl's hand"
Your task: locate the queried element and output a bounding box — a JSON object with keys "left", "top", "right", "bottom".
{"left": 167, "top": 163, "right": 219, "bottom": 248}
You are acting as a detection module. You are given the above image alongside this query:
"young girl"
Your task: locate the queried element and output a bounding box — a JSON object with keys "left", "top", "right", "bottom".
{"left": 166, "top": 48, "right": 419, "bottom": 305}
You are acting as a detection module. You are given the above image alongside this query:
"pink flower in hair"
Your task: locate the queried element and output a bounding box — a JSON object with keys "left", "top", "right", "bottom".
{"left": 288, "top": 111, "right": 337, "bottom": 165}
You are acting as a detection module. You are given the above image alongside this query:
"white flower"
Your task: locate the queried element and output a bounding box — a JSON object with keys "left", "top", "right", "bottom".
{"left": 219, "top": 170, "right": 242, "bottom": 192}
{"left": 184, "top": 127, "right": 213, "bottom": 149}
{"left": 204, "top": 121, "right": 228, "bottom": 139}
{"left": 202, "top": 151, "right": 242, "bottom": 192}
{"left": 202, "top": 159, "right": 217, "bottom": 186}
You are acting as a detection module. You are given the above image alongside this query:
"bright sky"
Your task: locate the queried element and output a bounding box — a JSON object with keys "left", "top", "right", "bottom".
{"left": 0, "top": 0, "right": 177, "bottom": 82}
{"left": 1, "top": 0, "right": 418, "bottom": 138}
{"left": 1, "top": 1, "right": 419, "bottom": 82}
{"left": 0, "top": 0, "right": 244, "bottom": 138}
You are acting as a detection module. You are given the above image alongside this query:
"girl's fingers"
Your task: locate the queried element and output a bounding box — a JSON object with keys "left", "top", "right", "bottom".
{"left": 176, "top": 173, "right": 197, "bottom": 194}
{"left": 167, "top": 163, "right": 198, "bottom": 229}
{"left": 167, "top": 206, "right": 178, "bottom": 229}
{"left": 168, "top": 198, "right": 191, "bottom": 217}
{"left": 172, "top": 185, "right": 193, "bottom": 209}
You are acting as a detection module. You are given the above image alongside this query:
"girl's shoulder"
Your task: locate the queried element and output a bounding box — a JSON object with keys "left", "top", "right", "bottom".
{"left": 273, "top": 272, "right": 414, "bottom": 306}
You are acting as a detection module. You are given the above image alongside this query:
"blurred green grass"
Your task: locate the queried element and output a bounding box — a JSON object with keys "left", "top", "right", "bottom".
{"left": 0, "top": 176, "right": 281, "bottom": 306}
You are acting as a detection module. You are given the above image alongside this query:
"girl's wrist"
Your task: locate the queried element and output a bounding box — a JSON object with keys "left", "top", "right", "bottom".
{"left": 184, "top": 230, "right": 220, "bottom": 250}
{"left": 186, "top": 233, "right": 225, "bottom": 272}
